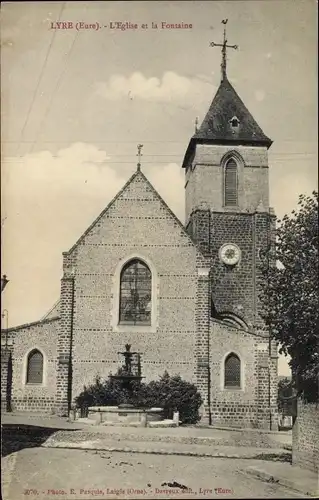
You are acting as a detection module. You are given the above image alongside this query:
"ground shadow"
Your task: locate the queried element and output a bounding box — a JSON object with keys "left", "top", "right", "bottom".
{"left": 1, "top": 424, "right": 77, "bottom": 457}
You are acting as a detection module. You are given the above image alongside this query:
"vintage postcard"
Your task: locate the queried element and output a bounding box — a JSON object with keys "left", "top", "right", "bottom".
{"left": 1, "top": 1, "right": 318, "bottom": 499}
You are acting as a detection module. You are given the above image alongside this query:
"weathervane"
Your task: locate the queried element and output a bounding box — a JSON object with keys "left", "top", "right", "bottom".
{"left": 137, "top": 144, "right": 143, "bottom": 171}
{"left": 210, "top": 19, "right": 238, "bottom": 81}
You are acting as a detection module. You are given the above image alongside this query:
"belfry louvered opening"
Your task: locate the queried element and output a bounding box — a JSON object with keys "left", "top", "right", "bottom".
{"left": 224, "top": 158, "right": 238, "bottom": 206}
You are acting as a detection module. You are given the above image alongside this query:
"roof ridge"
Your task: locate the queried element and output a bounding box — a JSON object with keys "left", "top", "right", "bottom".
{"left": 41, "top": 299, "right": 60, "bottom": 320}
{"left": 67, "top": 169, "right": 140, "bottom": 254}
{"left": 66, "top": 167, "right": 204, "bottom": 258}
{"left": 1, "top": 316, "right": 60, "bottom": 333}
{"left": 137, "top": 169, "right": 204, "bottom": 251}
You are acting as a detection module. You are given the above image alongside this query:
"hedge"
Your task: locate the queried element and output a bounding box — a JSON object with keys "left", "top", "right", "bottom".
{"left": 75, "top": 370, "right": 203, "bottom": 424}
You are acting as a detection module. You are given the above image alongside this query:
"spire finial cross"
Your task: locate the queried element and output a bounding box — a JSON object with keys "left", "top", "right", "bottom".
{"left": 136, "top": 144, "right": 143, "bottom": 171}
{"left": 210, "top": 19, "right": 238, "bottom": 82}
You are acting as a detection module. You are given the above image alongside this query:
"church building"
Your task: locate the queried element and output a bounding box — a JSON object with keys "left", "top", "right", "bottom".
{"left": 1, "top": 29, "right": 278, "bottom": 429}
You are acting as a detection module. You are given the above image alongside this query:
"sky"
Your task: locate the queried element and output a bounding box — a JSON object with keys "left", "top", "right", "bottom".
{"left": 1, "top": 1, "right": 318, "bottom": 376}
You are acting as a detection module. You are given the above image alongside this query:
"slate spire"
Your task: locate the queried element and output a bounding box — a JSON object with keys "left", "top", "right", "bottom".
{"left": 193, "top": 78, "right": 272, "bottom": 145}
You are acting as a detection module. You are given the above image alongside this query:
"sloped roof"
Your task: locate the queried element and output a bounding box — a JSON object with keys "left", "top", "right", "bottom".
{"left": 41, "top": 299, "right": 60, "bottom": 320}
{"left": 0, "top": 302, "right": 60, "bottom": 334}
{"left": 182, "top": 77, "right": 272, "bottom": 167}
{"left": 1, "top": 316, "right": 59, "bottom": 334}
{"left": 67, "top": 168, "right": 201, "bottom": 255}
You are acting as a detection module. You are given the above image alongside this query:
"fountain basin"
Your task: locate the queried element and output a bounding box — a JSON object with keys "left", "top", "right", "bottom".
{"left": 87, "top": 406, "right": 164, "bottom": 426}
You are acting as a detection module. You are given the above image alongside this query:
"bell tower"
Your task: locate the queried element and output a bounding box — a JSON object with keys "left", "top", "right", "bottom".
{"left": 183, "top": 20, "right": 275, "bottom": 332}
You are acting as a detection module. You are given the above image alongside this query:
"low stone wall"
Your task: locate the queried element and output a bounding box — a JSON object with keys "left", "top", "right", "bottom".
{"left": 86, "top": 406, "right": 164, "bottom": 426}
{"left": 12, "top": 397, "right": 56, "bottom": 413}
{"left": 1, "top": 350, "right": 12, "bottom": 412}
{"left": 292, "top": 400, "right": 319, "bottom": 472}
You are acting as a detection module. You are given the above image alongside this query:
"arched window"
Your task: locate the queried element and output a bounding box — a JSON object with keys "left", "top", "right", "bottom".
{"left": 224, "top": 353, "right": 241, "bottom": 388}
{"left": 224, "top": 158, "right": 238, "bottom": 206}
{"left": 119, "top": 259, "right": 152, "bottom": 325}
{"left": 26, "top": 349, "right": 43, "bottom": 384}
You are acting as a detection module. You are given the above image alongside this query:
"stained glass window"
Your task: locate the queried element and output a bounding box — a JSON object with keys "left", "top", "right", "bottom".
{"left": 224, "top": 158, "right": 238, "bottom": 206}
{"left": 26, "top": 349, "right": 43, "bottom": 384}
{"left": 119, "top": 260, "right": 152, "bottom": 325}
{"left": 224, "top": 353, "right": 241, "bottom": 388}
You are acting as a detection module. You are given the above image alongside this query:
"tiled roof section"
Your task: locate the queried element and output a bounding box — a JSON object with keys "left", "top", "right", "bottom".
{"left": 194, "top": 77, "right": 272, "bottom": 145}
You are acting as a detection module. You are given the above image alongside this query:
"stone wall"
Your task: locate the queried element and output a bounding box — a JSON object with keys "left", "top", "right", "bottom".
{"left": 195, "top": 267, "right": 211, "bottom": 423}
{"left": 185, "top": 144, "right": 269, "bottom": 223}
{"left": 292, "top": 400, "right": 319, "bottom": 472}
{"left": 185, "top": 143, "right": 277, "bottom": 430}
{"left": 256, "top": 339, "right": 278, "bottom": 430}
{"left": 187, "top": 186, "right": 275, "bottom": 334}
{"left": 210, "top": 320, "right": 258, "bottom": 427}
{"left": 65, "top": 171, "right": 201, "bottom": 403}
{"left": 209, "top": 212, "right": 255, "bottom": 326}
{"left": 1, "top": 349, "right": 12, "bottom": 411}
{"left": 7, "top": 317, "right": 60, "bottom": 413}
{"left": 56, "top": 270, "right": 75, "bottom": 416}
{"left": 209, "top": 320, "right": 277, "bottom": 430}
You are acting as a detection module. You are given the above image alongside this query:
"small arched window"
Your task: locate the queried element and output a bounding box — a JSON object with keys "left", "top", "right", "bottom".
{"left": 224, "top": 353, "right": 241, "bottom": 388}
{"left": 26, "top": 349, "right": 43, "bottom": 384}
{"left": 224, "top": 158, "right": 238, "bottom": 206}
{"left": 119, "top": 259, "right": 152, "bottom": 325}
{"left": 229, "top": 116, "right": 240, "bottom": 128}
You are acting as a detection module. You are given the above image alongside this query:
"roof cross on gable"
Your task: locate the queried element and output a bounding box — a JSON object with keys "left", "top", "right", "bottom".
{"left": 210, "top": 19, "right": 238, "bottom": 82}
{"left": 136, "top": 144, "right": 143, "bottom": 171}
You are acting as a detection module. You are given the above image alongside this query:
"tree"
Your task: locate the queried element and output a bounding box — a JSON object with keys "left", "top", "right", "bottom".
{"left": 277, "top": 377, "right": 293, "bottom": 415}
{"left": 260, "top": 191, "right": 318, "bottom": 402}
{"left": 143, "top": 371, "right": 203, "bottom": 423}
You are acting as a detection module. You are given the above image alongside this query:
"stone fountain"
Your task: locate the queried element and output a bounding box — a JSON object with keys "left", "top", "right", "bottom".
{"left": 86, "top": 344, "right": 164, "bottom": 426}
{"left": 109, "top": 343, "right": 143, "bottom": 409}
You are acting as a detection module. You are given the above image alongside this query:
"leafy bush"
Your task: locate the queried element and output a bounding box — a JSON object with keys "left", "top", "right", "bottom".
{"left": 75, "top": 370, "right": 140, "bottom": 416}
{"left": 139, "top": 371, "right": 203, "bottom": 424}
{"left": 75, "top": 370, "right": 203, "bottom": 424}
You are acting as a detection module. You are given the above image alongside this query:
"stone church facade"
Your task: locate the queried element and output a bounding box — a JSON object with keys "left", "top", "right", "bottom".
{"left": 1, "top": 68, "right": 279, "bottom": 429}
